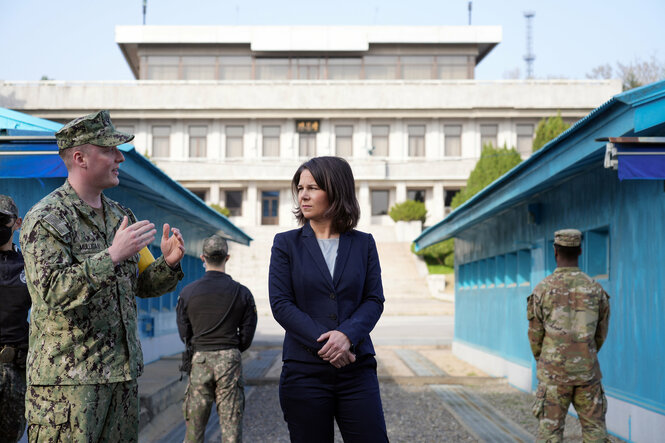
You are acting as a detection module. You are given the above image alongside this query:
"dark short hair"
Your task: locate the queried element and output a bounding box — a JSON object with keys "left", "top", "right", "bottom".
{"left": 554, "top": 244, "right": 581, "bottom": 260}
{"left": 292, "top": 156, "right": 360, "bottom": 233}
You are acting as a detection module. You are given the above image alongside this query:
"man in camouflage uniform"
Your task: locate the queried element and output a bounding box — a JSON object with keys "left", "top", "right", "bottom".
{"left": 176, "top": 235, "right": 257, "bottom": 443}
{"left": 20, "top": 110, "right": 186, "bottom": 442}
{"left": 527, "top": 229, "right": 611, "bottom": 442}
{"left": 0, "top": 195, "right": 31, "bottom": 442}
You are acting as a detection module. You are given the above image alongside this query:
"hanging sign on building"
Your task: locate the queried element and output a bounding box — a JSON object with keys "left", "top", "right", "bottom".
{"left": 295, "top": 120, "right": 320, "bottom": 133}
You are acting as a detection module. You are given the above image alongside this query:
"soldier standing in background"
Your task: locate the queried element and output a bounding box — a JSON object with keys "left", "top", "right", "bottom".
{"left": 177, "top": 234, "right": 257, "bottom": 443}
{"left": 20, "top": 110, "right": 186, "bottom": 441}
{"left": 527, "top": 229, "right": 611, "bottom": 442}
{"left": 0, "top": 195, "right": 30, "bottom": 442}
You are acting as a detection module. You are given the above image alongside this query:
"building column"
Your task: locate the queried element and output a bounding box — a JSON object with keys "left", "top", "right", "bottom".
{"left": 247, "top": 182, "right": 258, "bottom": 227}
{"left": 209, "top": 184, "right": 220, "bottom": 205}
{"left": 358, "top": 181, "right": 371, "bottom": 227}
{"left": 431, "top": 184, "right": 445, "bottom": 224}
{"left": 395, "top": 182, "right": 407, "bottom": 203}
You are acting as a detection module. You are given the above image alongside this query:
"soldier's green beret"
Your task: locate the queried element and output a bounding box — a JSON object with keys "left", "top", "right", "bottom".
{"left": 55, "top": 110, "right": 134, "bottom": 150}
{"left": 0, "top": 195, "right": 19, "bottom": 218}
{"left": 554, "top": 229, "right": 582, "bottom": 247}
{"left": 202, "top": 234, "right": 229, "bottom": 258}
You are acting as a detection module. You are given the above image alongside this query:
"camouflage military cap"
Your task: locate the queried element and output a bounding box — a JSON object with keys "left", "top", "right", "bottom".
{"left": 554, "top": 229, "right": 582, "bottom": 247}
{"left": 0, "top": 195, "right": 18, "bottom": 218}
{"left": 202, "top": 234, "right": 228, "bottom": 257}
{"left": 55, "top": 110, "right": 134, "bottom": 150}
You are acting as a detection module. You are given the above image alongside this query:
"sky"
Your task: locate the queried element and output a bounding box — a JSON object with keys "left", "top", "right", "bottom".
{"left": 1, "top": 0, "right": 664, "bottom": 82}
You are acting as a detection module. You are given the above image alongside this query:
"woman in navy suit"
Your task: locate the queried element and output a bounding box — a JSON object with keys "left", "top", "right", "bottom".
{"left": 269, "top": 156, "right": 388, "bottom": 443}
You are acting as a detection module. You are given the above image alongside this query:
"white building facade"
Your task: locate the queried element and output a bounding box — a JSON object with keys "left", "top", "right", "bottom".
{"left": 0, "top": 26, "right": 621, "bottom": 228}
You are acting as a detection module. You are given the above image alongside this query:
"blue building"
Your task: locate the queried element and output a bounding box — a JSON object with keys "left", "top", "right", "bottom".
{"left": 0, "top": 108, "right": 251, "bottom": 363}
{"left": 415, "top": 80, "right": 665, "bottom": 442}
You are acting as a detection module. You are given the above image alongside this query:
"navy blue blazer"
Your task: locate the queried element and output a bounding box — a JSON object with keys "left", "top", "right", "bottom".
{"left": 269, "top": 222, "right": 384, "bottom": 363}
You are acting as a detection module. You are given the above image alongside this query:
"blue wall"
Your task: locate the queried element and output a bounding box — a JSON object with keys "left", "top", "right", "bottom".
{"left": 1, "top": 177, "right": 205, "bottom": 339}
{"left": 454, "top": 162, "right": 665, "bottom": 413}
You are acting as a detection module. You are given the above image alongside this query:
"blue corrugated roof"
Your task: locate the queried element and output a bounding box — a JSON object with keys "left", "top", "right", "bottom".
{"left": 0, "top": 108, "right": 251, "bottom": 247}
{"left": 414, "top": 79, "right": 665, "bottom": 251}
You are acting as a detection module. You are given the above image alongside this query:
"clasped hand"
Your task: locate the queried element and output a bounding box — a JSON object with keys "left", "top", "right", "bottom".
{"left": 109, "top": 216, "right": 185, "bottom": 268}
{"left": 317, "top": 330, "right": 356, "bottom": 369}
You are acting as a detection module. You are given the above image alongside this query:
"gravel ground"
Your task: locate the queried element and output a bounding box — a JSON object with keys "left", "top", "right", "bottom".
{"left": 468, "top": 382, "right": 623, "bottom": 442}
{"left": 243, "top": 382, "right": 476, "bottom": 443}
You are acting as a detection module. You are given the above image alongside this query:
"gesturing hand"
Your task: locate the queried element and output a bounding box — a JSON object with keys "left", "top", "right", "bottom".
{"left": 109, "top": 217, "right": 156, "bottom": 265}
{"left": 317, "top": 330, "right": 356, "bottom": 369}
{"left": 161, "top": 223, "right": 185, "bottom": 268}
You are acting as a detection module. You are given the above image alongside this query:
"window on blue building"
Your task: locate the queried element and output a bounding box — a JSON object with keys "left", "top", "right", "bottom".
{"left": 505, "top": 253, "right": 517, "bottom": 286}
{"left": 486, "top": 257, "right": 495, "bottom": 287}
{"left": 517, "top": 249, "right": 531, "bottom": 285}
{"left": 586, "top": 227, "right": 610, "bottom": 279}
{"left": 479, "top": 259, "right": 487, "bottom": 288}
{"left": 495, "top": 255, "right": 505, "bottom": 286}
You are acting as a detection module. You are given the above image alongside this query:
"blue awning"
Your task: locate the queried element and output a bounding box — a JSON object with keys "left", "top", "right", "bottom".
{"left": 0, "top": 118, "right": 252, "bottom": 247}
{"left": 603, "top": 137, "right": 665, "bottom": 181}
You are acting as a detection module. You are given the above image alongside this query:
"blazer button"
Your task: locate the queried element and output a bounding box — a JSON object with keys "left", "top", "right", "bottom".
{"left": 329, "top": 293, "right": 336, "bottom": 300}
{"left": 329, "top": 313, "right": 337, "bottom": 321}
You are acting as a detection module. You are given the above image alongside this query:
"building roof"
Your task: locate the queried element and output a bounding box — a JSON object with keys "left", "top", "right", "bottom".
{"left": 116, "top": 25, "right": 501, "bottom": 78}
{"left": 414, "top": 79, "right": 665, "bottom": 251}
{"left": 0, "top": 108, "right": 252, "bottom": 248}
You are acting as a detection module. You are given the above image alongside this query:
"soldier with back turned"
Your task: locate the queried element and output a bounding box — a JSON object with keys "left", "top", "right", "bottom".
{"left": 527, "top": 229, "right": 611, "bottom": 442}
{"left": 20, "top": 110, "right": 186, "bottom": 441}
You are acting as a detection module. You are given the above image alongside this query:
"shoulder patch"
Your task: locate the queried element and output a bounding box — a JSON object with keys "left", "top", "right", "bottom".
{"left": 42, "top": 213, "right": 70, "bottom": 237}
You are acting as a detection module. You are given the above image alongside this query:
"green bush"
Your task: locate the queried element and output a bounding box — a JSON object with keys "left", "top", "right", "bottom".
{"left": 210, "top": 203, "right": 231, "bottom": 217}
{"left": 389, "top": 200, "right": 427, "bottom": 223}
{"left": 411, "top": 238, "right": 454, "bottom": 271}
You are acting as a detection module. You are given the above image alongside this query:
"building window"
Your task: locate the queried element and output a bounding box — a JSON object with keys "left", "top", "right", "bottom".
{"left": 146, "top": 56, "right": 179, "bottom": 80}
{"left": 225, "top": 190, "right": 243, "bottom": 216}
{"left": 408, "top": 125, "right": 426, "bottom": 157}
{"left": 115, "top": 125, "right": 134, "bottom": 135}
{"left": 437, "top": 55, "right": 471, "bottom": 79}
{"left": 401, "top": 56, "right": 434, "bottom": 80}
{"left": 371, "top": 125, "right": 389, "bottom": 157}
{"left": 189, "top": 126, "right": 208, "bottom": 158}
{"left": 585, "top": 227, "right": 609, "bottom": 279}
{"left": 407, "top": 189, "right": 425, "bottom": 203}
{"left": 371, "top": 190, "right": 389, "bottom": 215}
{"left": 505, "top": 252, "right": 517, "bottom": 286}
{"left": 262, "top": 126, "right": 281, "bottom": 157}
{"left": 335, "top": 125, "right": 353, "bottom": 157}
{"left": 219, "top": 56, "right": 252, "bottom": 80}
{"left": 444, "top": 125, "right": 462, "bottom": 157}
{"left": 480, "top": 124, "right": 498, "bottom": 148}
{"left": 364, "top": 56, "right": 398, "bottom": 80}
{"left": 255, "top": 58, "right": 290, "bottom": 80}
{"left": 299, "top": 133, "right": 317, "bottom": 158}
{"left": 517, "top": 249, "right": 530, "bottom": 285}
{"left": 226, "top": 126, "right": 244, "bottom": 158}
{"left": 495, "top": 254, "right": 505, "bottom": 286}
{"left": 327, "top": 58, "right": 362, "bottom": 80}
{"left": 295, "top": 58, "right": 323, "bottom": 80}
{"left": 444, "top": 188, "right": 460, "bottom": 214}
{"left": 152, "top": 126, "right": 171, "bottom": 158}
{"left": 182, "top": 56, "right": 216, "bottom": 80}
{"left": 190, "top": 189, "right": 207, "bottom": 201}
{"left": 516, "top": 124, "right": 534, "bottom": 156}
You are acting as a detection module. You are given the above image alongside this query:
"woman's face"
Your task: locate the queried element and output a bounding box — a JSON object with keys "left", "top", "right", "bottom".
{"left": 297, "top": 169, "right": 330, "bottom": 222}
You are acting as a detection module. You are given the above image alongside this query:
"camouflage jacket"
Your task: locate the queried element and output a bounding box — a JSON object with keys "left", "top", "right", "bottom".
{"left": 527, "top": 267, "right": 610, "bottom": 385}
{"left": 20, "top": 180, "right": 184, "bottom": 385}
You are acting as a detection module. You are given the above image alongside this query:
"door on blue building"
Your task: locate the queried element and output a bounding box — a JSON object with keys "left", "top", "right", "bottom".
{"left": 262, "top": 191, "right": 279, "bottom": 225}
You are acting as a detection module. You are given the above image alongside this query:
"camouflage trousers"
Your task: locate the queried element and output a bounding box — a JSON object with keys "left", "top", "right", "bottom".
{"left": 532, "top": 380, "right": 609, "bottom": 442}
{"left": 183, "top": 348, "right": 245, "bottom": 443}
{"left": 0, "top": 363, "right": 27, "bottom": 443}
{"left": 25, "top": 380, "right": 139, "bottom": 443}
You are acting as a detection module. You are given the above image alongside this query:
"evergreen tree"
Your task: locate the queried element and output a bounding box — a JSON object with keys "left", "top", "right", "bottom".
{"left": 532, "top": 111, "right": 570, "bottom": 152}
{"left": 450, "top": 143, "right": 522, "bottom": 209}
